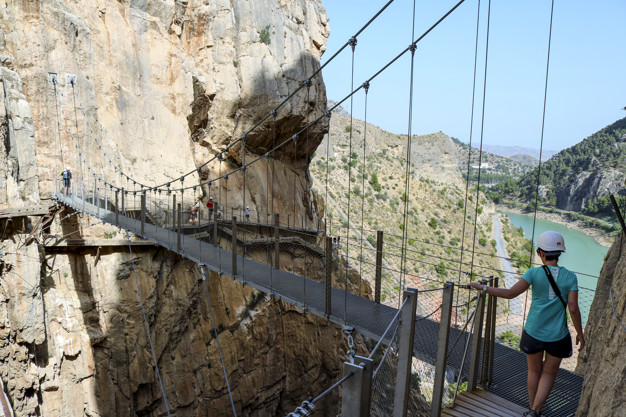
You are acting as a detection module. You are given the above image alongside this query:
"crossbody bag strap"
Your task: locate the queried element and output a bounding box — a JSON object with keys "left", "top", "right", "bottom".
{"left": 542, "top": 265, "right": 567, "bottom": 309}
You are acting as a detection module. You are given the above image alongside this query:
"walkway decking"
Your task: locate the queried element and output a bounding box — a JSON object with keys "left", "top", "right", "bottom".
{"left": 442, "top": 390, "right": 528, "bottom": 416}
{"left": 54, "top": 192, "right": 582, "bottom": 416}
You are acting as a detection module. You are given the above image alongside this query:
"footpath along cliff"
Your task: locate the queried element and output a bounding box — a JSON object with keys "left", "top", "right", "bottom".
{"left": 0, "top": 1, "right": 367, "bottom": 416}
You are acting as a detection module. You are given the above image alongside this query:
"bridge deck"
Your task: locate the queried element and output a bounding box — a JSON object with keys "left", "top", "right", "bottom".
{"left": 55, "top": 193, "right": 582, "bottom": 416}
{"left": 442, "top": 390, "right": 528, "bottom": 416}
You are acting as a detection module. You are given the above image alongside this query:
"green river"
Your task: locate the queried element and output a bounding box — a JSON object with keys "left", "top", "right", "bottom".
{"left": 504, "top": 212, "right": 609, "bottom": 325}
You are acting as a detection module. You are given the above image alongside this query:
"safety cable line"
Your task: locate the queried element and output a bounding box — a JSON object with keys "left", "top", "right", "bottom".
{"left": 344, "top": 36, "right": 357, "bottom": 323}
{"left": 399, "top": 0, "right": 418, "bottom": 306}
{"left": 526, "top": 0, "right": 556, "bottom": 328}
{"left": 369, "top": 297, "right": 408, "bottom": 360}
{"left": 468, "top": 0, "right": 492, "bottom": 285}
{"left": 52, "top": 79, "right": 65, "bottom": 171}
{"left": 199, "top": 265, "right": 238, "bottom": 416}
{"left": 127, "top": 236, "right": 172, "bottom": 417}
{"left": 457, "top": 0, "right": 482, "bottom": 314}
{"left": 372, "top": 321, "right": 400, "bottom": 380}
{"left": 358, "top": 84, "right": 369, "bottom": 297}
{"left": 451, "top": 291, "right": 483, "bottom": 408}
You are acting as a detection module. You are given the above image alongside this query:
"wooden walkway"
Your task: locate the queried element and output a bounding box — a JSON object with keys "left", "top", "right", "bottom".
{"left": 442, "top": 390, "right": 528, "bottom": 416}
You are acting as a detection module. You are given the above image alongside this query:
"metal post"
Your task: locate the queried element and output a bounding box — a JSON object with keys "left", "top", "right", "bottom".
{"left": 96, "top": 187, "right": 100, "bottom": 216}
{"left": 82, "top": 183, "right": 86, "bottom": 213}
{"left": 172, "top": 194, "right": 177, "bottom": 229}
{"left": 177, "top": 203, "right": 182, "bottom": 252}
{"left": 341, "top": 356, "right": 373, "bottom": 417}
{"left": 375, "top": 230, "right": 383, "bottom": 304}
{"left": 468, "top": 283, "right": 487, "bottom": 391}
{"left": 274, "top": 213, "right": 280, "bottom": 269}
{"left": 487, "top": 277, "right": 498, "bottom": 385}
{"left": 232, "top": 216, "right": 238, "bottom": 278}
{"left": 213, "top": 208, "right": 218, "bottom": 245}
{"left": 431, "top": 282, "right": 455, "bottom": 417}
{"left": 481, "top": 279, "right": 494, "bottom": 385}
{"left": 105, "top": 185, "right": 108, "bottom": 211}
{"left": 393, "top": 288, "right": 418, "bottom": 417}
{"left": 115, "top": 190, "right": 119, "bottom": 226}
{"left": 325, "top": 236, "right": 332, "bottom": 317}
{"left": 141, "top": 191, "right": 146, "bottom": 237}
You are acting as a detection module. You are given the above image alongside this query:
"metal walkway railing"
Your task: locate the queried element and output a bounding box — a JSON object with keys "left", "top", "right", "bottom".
{"left": 53, "top": 188, "right": 583, "bottom": 416}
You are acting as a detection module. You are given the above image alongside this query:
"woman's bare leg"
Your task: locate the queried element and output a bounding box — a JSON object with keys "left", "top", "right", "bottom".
{"left": 526, "top": 351, "right": 544, "bottom": 409}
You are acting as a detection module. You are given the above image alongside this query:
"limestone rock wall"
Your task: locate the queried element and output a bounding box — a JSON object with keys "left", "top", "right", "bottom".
{"left": 576, "top": 232, "right": 626, "bottom": 416}
{"left": 0, "top": 0, "right": 349, "bottom": 416}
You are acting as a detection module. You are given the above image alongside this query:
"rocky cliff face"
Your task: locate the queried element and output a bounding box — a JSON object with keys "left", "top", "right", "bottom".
{"left": 556, "top": 168, "right": 625, "bottom": 212}
{"left": 576, "top": 231, "right": 626, "bottom": 416}
{"left": 0, "top": 1, "right": 359, "bottom": 416}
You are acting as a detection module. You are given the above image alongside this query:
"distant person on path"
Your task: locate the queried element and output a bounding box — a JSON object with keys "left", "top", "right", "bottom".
{"left": 190, "top": 202, "right": 199, "bottom": 224}
{"left": 61, "top": 166, "right": 72, "bottom": 195}
{"left": 245, "top": 205, "right": 250, "bottom": 222}
{"left": 207, "top": 197, "right": 214, "bottom": 218}
{"left": 468, "top": 231, "right": 584, "bottom": 417}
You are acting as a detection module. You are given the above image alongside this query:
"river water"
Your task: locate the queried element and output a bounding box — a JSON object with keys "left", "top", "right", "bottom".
{"left": 500, "top": 212, "right": 609, "bottom": 325}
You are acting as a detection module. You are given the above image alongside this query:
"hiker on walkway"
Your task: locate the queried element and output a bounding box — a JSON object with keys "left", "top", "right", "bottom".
{"left": 207, "top": 197, "right": 214, "bottom": 218}
{"left": 61, "top": 166, "right": 72, "bottom": 195}
{"left": 245, "top": 205, "right": 250, "bottom": 222}
{"left": 190, "top": 202, "right": 200, "bottom": 224}
{"left": 467, "top": 231, "right": 584, "bottom": 417}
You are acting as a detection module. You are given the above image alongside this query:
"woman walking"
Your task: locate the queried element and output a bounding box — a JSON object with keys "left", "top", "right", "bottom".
{"left": 468, "top": 231, "right": 585, "bottom": 417}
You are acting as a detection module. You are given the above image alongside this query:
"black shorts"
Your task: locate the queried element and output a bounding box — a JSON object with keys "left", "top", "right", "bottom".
{"left": 519, "top": 329, "right": 572, "bottom": 359}
{"left": 64, "top": 178, "right": 71, "bottom": 187}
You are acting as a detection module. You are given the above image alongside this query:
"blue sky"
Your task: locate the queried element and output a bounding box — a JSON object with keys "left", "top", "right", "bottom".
{"left": 320, "top": 0, "right": 626, "bottom": 153}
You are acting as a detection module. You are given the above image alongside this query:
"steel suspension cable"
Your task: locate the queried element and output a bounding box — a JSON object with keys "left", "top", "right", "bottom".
{"left": 468, "top": 0, "right": 492, "bottom": 284}
{"left": 399, "top": 0, "right": 418, "bottom": 307}
{"left": 344, "top": 36, "right": 357, "bottom": 322}
{"left": 358, "top": 83, "right": 370, "bottom": 297}
{"left": 525, "top": 0, "right": 556, "bottom": 327}
{"left": 199, "top": 265, "right": 237, "bottom": 416}
{"left": 457, "top": 0, "right": 482, "bottom": 316}
{"left": 127, "top": 236, "right": 172, "bottom": 417}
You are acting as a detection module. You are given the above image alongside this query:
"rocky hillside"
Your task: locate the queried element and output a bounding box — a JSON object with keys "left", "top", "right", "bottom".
{"left": 450, "top": 138, "right": 536, "bottom": 187}
{"left": 0, "top": 1, "right": 374, "bottom": 416}
{"left": 310, "top": 109, "right": 503, "bottom": 305}
{"left": 488, "top": 117, "right": 626, "bottom": 218}
{"left": 576, "top": 231, "right": 626, "bottom": 416}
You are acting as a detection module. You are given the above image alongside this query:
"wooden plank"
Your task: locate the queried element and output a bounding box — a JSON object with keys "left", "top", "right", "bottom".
{"left": 441, "top": 408, "right": 470, "bottom": 416}
{"left": 445, "top": 402, "right": 493, "bottom": 417}
{"left": 455, "top": 396, "right": 518, "bottom": 417}
{"left": 474, "top": 390, "right": 528, "bottom": 413}
{"left": 460, "top": 394, "right": 520, "bottom": 416}
{"left": 0, "top": 205, "right": 51, "bottom": 218}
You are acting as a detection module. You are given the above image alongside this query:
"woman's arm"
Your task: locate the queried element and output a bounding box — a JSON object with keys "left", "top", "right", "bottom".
{"left": 568, "top": 290, "right": 585, "bottom": 350}
{"left": 467, "top": 279, "right": 529, "bottom": 299}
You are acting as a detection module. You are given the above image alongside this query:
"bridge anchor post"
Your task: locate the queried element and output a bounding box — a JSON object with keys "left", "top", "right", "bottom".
{"left": 393, "top": 288, "right": 418, "bottom": 417}
{"left": 374, "top": 230, "right": 384, "bottom": 303}
{"left": 273, "top": 213, "right": 280, "bottom": 269}
{"left": 140, "top": 191, "right": 146, "bottom": 237}
{"left": 431, "top": 281, "right": 455, "bottom": 417}
{"left": 177, "top": 203, "right": 182, "bottom": 252}
{"left": 115, "top": 190, "right": 119, "bottom": 226}
{"left": 325, "top": 236, "right": 332, "bottom": 317}
{"left": 341, "top": 355, "right": 373, "bottom": 417}
{"left": 468, "top": 281, "right": 487, "bottom": 391}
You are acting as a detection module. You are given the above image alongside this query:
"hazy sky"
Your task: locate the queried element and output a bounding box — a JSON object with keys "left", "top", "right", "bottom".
{"left": 320, "top": 0, "right": 626, "bottom": 153}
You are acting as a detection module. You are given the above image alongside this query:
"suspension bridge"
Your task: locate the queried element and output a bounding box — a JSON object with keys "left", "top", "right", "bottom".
{"left": 24, "top": 0, "right": 614, "bottom": 415}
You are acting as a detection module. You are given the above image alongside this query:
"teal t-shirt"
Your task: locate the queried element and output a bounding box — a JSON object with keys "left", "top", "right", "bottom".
{"left": 522, "top": 266, "right": 578, "bottom": 342}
